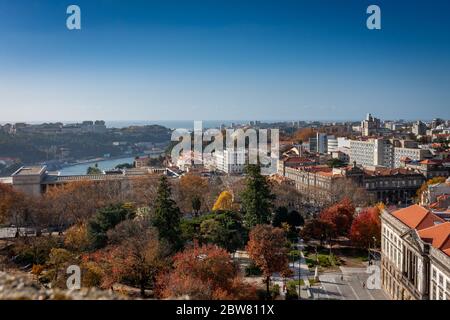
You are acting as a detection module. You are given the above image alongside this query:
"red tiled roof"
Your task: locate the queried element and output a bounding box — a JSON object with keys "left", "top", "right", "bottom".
{"left": 418, "top": 222, "right": 450, "bottom": 256}
{"left": 392, "top": 204, "right": 445, "bottom": 230}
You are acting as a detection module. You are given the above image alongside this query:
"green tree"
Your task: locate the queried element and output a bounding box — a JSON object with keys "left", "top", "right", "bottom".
{"left": 115, "top": 163, "right": 133, "bottom": 169}
{"left": 152, "top": 176, "right": 182, "bottom": 249}
{"left": 87, "top": 163, "right": 102, "bottom": 175}
{"left": 272, "top": 206, "right": 288, "bottom": 228}
{"left": 240, "top": 165, "right": 275, "bottom": 228}
{"left": 200, "top": 211, "right": 246, "bottom": 253}
{"left": 327, "top": 158, "right": 346, "bottom": 168}
{"left": 87, "top": 204, "right": 135, "bottom": 249}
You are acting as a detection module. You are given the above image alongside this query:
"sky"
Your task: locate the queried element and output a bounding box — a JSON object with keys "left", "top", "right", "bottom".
{"left": 0, "top": 0, "right": 449, "bottom": 122}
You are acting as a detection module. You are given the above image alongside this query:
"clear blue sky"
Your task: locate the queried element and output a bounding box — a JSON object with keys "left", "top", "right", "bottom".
{"left": 0, "top": 0, "right": 449, "bottom": 122}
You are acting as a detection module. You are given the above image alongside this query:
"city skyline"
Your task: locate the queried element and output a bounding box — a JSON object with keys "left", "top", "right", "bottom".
{"left": 1, "top": 0, "right": 450, "bottom": 121}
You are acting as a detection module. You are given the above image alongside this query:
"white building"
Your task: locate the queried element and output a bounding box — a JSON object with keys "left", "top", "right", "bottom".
{"left": 327, "top": 135, "right": 338, "bottom": 153}
{"left": 214, "top": 149, "right": 246, "bottom": 174}
{"left": 349, "top": 138, "right": 393, "bottom": 167}
{"left": 350, "top": 138, "right": 431, "bottom": 168}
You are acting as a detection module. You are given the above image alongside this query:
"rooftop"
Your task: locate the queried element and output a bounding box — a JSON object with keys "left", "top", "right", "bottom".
{"left": 418, "top": 222, "right": 450, "bottom": 256}
{"left": 12, "top": 166, "right": 46, "bottom": 176}
{"left": 363, "top": 167, "right": 420, "bottom": 176}
{"left": 391, "top": 204, "right": 445, "bottom": 230}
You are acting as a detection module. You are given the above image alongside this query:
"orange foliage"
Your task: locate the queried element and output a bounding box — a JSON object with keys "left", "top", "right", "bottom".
{"left": 349, "top": 207, "right": 381, "bottom": 248}
{"left": 319, "top": 198, "right": 355, "bottom": 237}
{"left": 158, "top": 244, "right": 256, "bottom": 300}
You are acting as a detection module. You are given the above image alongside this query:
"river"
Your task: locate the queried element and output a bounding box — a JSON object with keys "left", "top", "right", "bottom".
{"left": 59, "top": 157, "right": 135, "bottom": 176}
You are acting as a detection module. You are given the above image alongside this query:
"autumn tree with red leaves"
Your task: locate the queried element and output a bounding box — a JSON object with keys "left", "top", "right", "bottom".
{"left": 349, "top": 207, "right": 381, "bottom": 249}
{"left": 246, "top": 225, "right": 290, "bottom": 298}
{"left": 319, "top": 198, "right": 355, "bottom": 238}
{"left": 158, "top": 243, "right": 256, "bottom": 300}
{"left": 85, "top": 219, "right": 169, "bottom": 297}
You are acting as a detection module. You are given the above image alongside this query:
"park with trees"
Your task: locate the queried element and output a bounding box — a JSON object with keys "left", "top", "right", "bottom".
{"left": 0, "top": 164, "right": 384, "bottom": 300}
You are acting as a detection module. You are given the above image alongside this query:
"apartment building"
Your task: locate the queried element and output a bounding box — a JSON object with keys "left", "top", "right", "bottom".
{"left": 350, "top": 138, "right": 431, "bottom": 168}
{"left": 349, "top": 138, "right": 393, "bottom": 167}
{"left": 381, "top": 205, "right": 450, "bottom": 300}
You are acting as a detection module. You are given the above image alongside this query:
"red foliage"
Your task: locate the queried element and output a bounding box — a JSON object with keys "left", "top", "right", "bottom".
{"left": 246, "top": 225, "right": 290, "bottom": 278}
{"left": 349, "top": 207, "right": 381, "bottom": 248}
{"left": 319, "top": 198, "right": 355, "bottom": 237}
{"left": 158, "top": 244, "right": 256, "bottom": 300}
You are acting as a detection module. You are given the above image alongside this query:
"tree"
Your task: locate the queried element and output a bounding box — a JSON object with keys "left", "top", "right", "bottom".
{"left": 240, "top": 165, "right": 275, "bottom": 228}
{"left": 246, "top": 225, "right": 290, "bottom": 298}
{"left": 0, "top": 184, "right": 29, "bottom": 231}
{"left": 178, "top": 174, "right": 209, "bottom": 214}
{"left": 47, "top": 248, "right": 73, "bottom": 284}
{"left": 319, "top": 198, "right": 355, "bottom": 237}
{"left": 115, "top": 163, "right": 133, "bottom": 169}
{"left": 212, "top": 191, "right": 234, "bottom": 211}
{"left": 199, "top": 211, "right": 246, "bottom": 253}
{"left": 64, "top": 223, "right": 90, "bottom": 252}
{"left": 158, "top": 244, "right": 256, "bottom": 300}
{"left": 331, "top": 179, "right": 375, "bottom": 207}
{"left": 287, "top": 210, "right": 304, "bottom": 229}
{"left": 97, "top": 220, "right": 170, "bottom": 297}
{"left": 349, "top": 207, "right": 381, "bottom": 248}
{"left": 87, "top": 203, "right": 135, "bottom": 249}
{"left": 416, "top": 176, "right": 447, "bottom": 200}
{"left": 293, "top": 127, "right": 316, "bottom": 144}
{"left": 272, "top": 207, "right": 288, "bottom": 228}
{"left": 87, "top": 163, "right": 102, "bottom": 175}
{"left": 273, "top": 207, "right": 304, "bottom": 241}
{"left": 152, "top": 176, "right": 182, "bottom": 249}
{"left": 327, "top": 158, "right": 346, "bottom": 168}
{"left": 300, "top": 218, "right": 334, "bottom": 245}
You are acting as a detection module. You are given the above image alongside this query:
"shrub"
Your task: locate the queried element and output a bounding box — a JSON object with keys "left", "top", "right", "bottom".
{"left": 270, "top": 284, "right": 280, "bottom": 300}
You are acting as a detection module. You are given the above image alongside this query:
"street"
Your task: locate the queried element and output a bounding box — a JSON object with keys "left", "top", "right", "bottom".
{"left": 317, "top": 267, "right": 389, "bottom": 300}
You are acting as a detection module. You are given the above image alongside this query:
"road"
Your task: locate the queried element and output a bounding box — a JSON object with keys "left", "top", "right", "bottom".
{"left": 317, "top": 267, "right": 389, "bottom": 300}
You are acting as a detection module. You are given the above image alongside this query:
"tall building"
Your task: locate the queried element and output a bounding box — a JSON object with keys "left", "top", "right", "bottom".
{"left": 412, "top": 121, "right": 427, "bottom": 136}
{"left": 381, "top": 205, "right": 450, "bottom": 300}
{"left": 308, "top": 133, "right": 328, "bottom": 154}
{"left": 349, "top": 138, "right": 393, "bottom": 167}
{"left": 327, "top": 135, "right": 338, "bottom": 153}
{"left": 350, "top": 138, "right": 431, "bottom": 168}
{"left": 361, "top": 113, "right": 381, "bottom": 136}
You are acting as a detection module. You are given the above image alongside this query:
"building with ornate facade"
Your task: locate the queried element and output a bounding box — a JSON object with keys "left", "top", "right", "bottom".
{"left": 381, "top": 205, "right": 450, "bottom": 300}
{"left": 282, "top": 163, "right": 425, "bottom": 205}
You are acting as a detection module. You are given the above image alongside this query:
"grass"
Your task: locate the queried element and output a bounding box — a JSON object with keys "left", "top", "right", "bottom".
{"left": 304, "top": 252, "right": 341, "bottom": 269}
{"left": 287, "top": 278, "right": 320, "bottom": 287}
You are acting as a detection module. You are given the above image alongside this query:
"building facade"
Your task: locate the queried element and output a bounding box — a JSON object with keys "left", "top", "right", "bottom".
{"left": 214, "top": 149, "right": 246, "bottom": 174}
{"left": 381, "top": 205, "right": 450, "bottom": 300}
{"left": 350, "top": 138, "right": 431, "bottom": 168}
